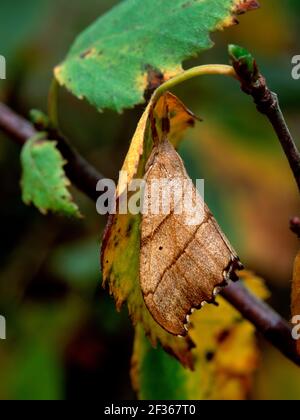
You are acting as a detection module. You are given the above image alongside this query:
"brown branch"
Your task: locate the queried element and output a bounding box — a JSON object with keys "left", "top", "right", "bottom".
{"left": 221, "top": 282, "right": 300, "bottom": 366}
{"left": 230, "top": 51, "right": 300, "bottom": 193}
{"left": 0, "top": 102, "right": 103, "bottom": 202}
{"left": 0, "top": 101, "right": 299, "bottom": 367}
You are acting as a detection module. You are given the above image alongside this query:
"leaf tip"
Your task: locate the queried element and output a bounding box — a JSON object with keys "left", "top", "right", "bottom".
{"left": 233, "top": 0, "right": 260, "bottom": 15}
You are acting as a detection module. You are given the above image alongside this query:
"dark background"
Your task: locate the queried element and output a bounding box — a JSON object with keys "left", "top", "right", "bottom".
{"left": 0, "top": 0, "right": 299, "bottom": 400}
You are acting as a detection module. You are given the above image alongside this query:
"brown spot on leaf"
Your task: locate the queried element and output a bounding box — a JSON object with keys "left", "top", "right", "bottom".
{"left": 80, "top": 49, "right": 92, "bottom": 59}
{"left": 234, "top": 0, "right": 260, "bottom": 15}
{"left": 205, "top": 351, "right": 215, "bottom": 362}
{"left": 80, "top": 48, "right": 99, "bottom": 59}
{"left": 126, "top": 219, "right": 135, "bottom": 238}
{"left": 187, "top": 117, "right": 196, "bottom": 127}
{"left": 101, "top": 213, "right": 115, "bottom": 270}
{"left": 144, "top": 65, "right": 165, "bottom": 102}
{"left": 217, "top": 329, "right": 231, "bottom": 344}
{"left": 161, "top": 116, "right": 170, "bottom": 134}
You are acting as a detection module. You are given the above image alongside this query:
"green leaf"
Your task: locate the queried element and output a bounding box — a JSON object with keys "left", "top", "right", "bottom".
{"left": 228, "top": 44, "right": 258, "bottom": 82}
{"left": 21, "top": 134, "right": 81, "bottom": 217}
{"left": 55, "top": 0, "right": 258, "bottom": 112}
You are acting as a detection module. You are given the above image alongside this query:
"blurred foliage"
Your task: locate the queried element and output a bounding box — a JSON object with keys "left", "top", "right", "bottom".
{"left": 0, "top": 0, "right": 299, "bottom": 400}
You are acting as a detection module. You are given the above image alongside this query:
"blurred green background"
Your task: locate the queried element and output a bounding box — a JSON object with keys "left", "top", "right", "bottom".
{"left": 0, "top": 0, "right": 299, "bottom": 400}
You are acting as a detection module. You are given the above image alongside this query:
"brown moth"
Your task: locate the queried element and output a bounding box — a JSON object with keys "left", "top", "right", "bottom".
{"left": 139, "top": 136, "right": 242, "bottom": 337}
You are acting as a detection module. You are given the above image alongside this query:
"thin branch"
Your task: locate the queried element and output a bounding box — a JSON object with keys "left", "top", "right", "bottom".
{"left": 229, "top": 46, "right": 300, "bottom": 193}
{"left": 0, "top": 101, "right": 299, "bottom": 366}
{"left": 0, "top": 102, "right": 103, "bottom": 202}
{"left": 0, "top": 102, "right": 36, "bottom": 141}
{"left": 221, "top": 282, "right": 300, "bottom": 366}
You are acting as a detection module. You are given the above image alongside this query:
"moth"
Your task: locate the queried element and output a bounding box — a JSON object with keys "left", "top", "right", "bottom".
{"left": 139, "top": 136, "right": 242, "bottom": 337}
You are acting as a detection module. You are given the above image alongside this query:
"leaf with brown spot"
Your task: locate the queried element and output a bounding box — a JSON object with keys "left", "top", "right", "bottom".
{"left": 118, "top": 92, "right": 198, "bottom": 198}
{"left": 102, "top": 211, "right": 195, "bottom": 368}
{"left": 55, "top": 0, "right": 258, "bottom": 112}
{"left": 234, "top": 0, "right": 260, "bottom": 15}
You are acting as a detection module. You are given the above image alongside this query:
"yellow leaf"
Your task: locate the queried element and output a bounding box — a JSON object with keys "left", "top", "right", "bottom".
{"left": 117, "top": 92, "right": 197, "bottom": 197}
{"left": 102, "top": 93, "right": 197, "bottom": 368}
{"left": 131, "top": 271, "right": 270, "bottom": 400}
{"left": 187, "top": 270, "right": 269, "bottom": 400}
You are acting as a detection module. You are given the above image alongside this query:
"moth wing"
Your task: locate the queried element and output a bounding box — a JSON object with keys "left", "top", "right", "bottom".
{"left": 140, "top": 139, "right": 240, "bottom": 336}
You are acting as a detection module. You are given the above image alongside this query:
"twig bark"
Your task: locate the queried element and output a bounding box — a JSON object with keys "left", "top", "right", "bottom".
{"left": 231, "top": 57, "right": 300, "bottom": 193}
{"left": 0, "top": 101, "right": 299, "bottom": 367}
{"left": 221, "top": 282, "right": 300, "bottom": 366}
